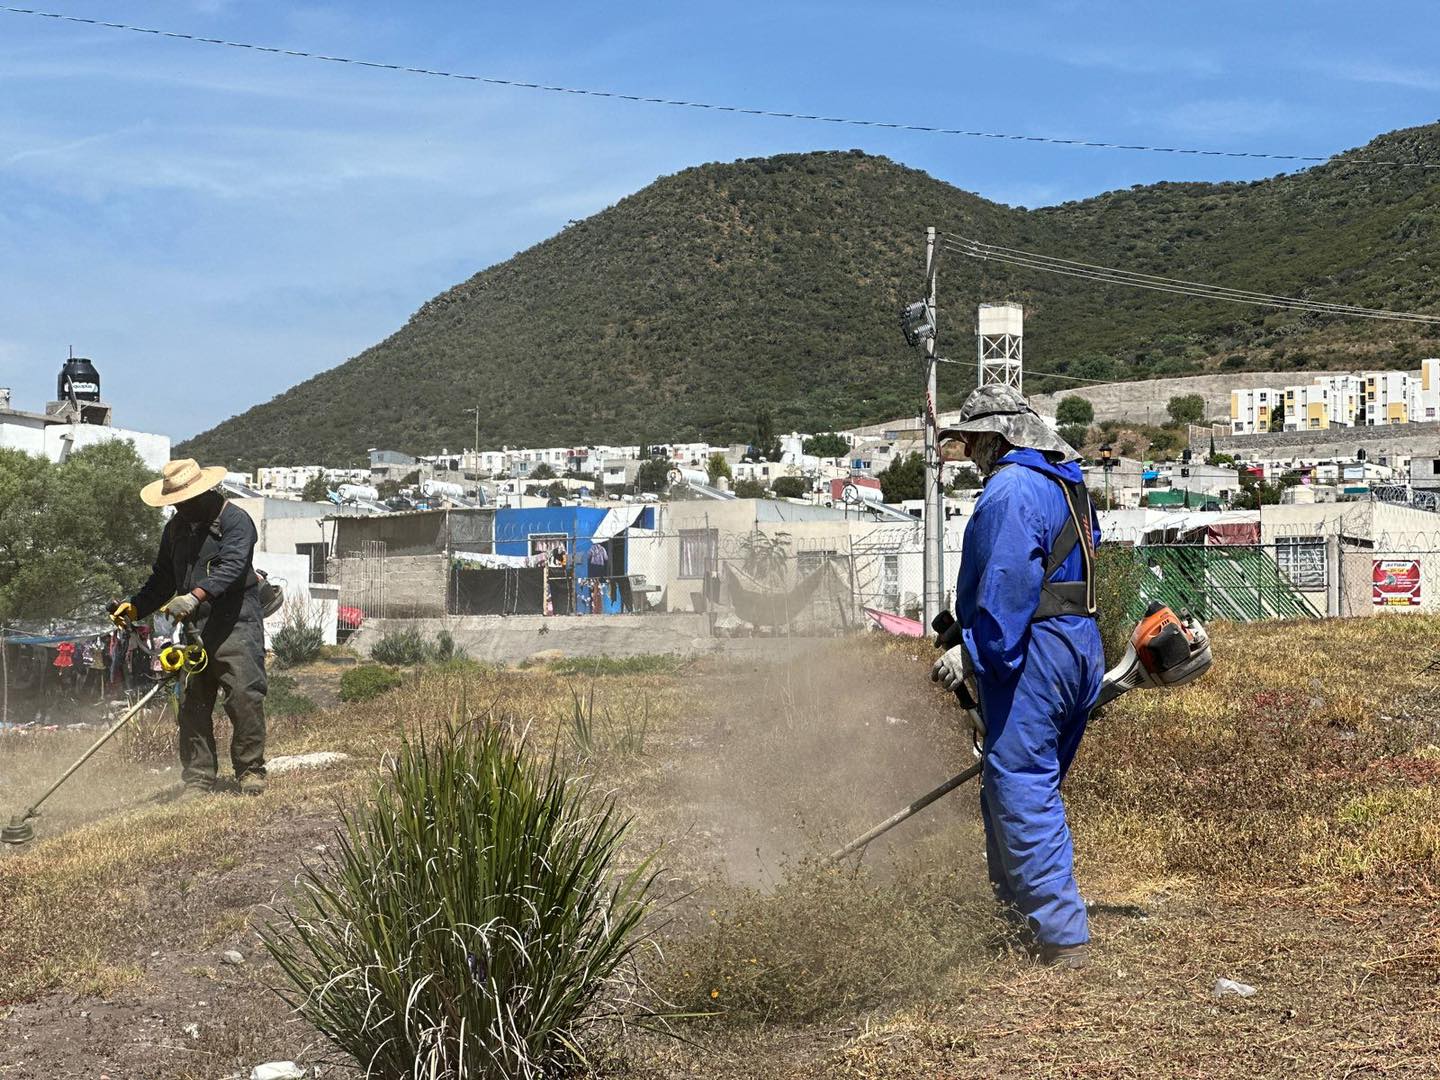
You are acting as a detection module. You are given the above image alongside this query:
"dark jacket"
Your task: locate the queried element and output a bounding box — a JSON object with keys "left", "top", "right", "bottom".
{"left": 130, "top": 500, "right": 262, "bottom": 648}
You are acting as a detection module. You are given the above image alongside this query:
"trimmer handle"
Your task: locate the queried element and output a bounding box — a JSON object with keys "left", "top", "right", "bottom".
{"left": 931, "top": 610, "right": 964, "bottom": 651}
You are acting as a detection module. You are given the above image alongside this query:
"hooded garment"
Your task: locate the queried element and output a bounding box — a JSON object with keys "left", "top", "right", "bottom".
{"left": 955, "top": 447, "right": 1104, "bottom": 947}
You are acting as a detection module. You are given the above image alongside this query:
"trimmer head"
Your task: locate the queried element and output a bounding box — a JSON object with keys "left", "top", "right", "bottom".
{"left": 1, "top": 814, "right": 35, "bottom": 845}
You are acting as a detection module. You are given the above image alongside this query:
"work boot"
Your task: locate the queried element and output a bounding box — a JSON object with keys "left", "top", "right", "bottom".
{"left": 238, "top": 773, "right": 267, "bottom": 798}
{"left": 1038, "top": 943, "right": 1089, "bottom": 970}
{"left": 177, "top": 783, "right": 213, "bottom": 803}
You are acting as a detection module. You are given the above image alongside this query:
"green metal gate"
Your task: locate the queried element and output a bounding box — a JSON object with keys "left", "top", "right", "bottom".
{"left": 1131, "top": 544, "right": 1320, "bottom": 622}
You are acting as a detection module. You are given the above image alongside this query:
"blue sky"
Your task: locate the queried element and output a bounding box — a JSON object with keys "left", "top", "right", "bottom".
{"left": 1, "top": 1, "right": 1437, "bottom": 444}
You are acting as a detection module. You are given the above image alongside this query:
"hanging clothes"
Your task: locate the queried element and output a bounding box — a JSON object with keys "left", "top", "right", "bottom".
{"left": 53, "top": 642, "right": 76, "bottom": 669}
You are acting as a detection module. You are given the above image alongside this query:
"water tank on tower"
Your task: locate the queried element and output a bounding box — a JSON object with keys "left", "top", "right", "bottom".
{"left": 57, "top": 356, "right": 101, "bottom": 403}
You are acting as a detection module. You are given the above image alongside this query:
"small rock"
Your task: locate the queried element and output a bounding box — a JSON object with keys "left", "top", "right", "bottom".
{"left": 183, "top": 1022, "right": 200, "bottom": 1039}
{"left": 1213, "top": 977, "right": 1257, "bottom": 998}
{"left": 251, "top": 1064, "right": 305, "bottom": 1080}
{"left": 266, "top": 752, "right": 350, "bottom": 775}
{"left": 222, "top": 950, "right": 245, "bottom": 965}
{"left": 884, "top": 715, "right": 906, "bottom": 725}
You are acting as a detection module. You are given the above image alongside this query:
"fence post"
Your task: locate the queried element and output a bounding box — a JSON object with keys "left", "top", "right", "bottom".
{"left": 1326, "top": 532, "right": 1341, "bottom": 617}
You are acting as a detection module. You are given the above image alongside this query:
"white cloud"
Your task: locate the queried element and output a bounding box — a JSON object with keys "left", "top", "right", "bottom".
{"left": 1329, "top": 60, "right": 1440, "bottom": 92}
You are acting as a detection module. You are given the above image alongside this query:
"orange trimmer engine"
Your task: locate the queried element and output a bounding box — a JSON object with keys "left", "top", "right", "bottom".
{"left": 1094, "top": 602, "right": 1212, "bottom": 708}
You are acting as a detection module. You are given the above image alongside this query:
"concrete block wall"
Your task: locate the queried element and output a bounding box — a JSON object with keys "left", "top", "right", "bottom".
{"left": 1197, "top": 419, "right": 1440, "bottom": 459}
{"left": 350, "top": 613, "right": 714, "bottom": 665}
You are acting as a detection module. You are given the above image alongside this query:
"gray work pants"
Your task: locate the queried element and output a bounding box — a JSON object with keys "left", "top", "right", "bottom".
{"left": 177, "top": 619, "right": 267, "bottom": 787}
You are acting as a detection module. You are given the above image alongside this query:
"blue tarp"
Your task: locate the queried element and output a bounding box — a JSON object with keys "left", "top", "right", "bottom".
{"left": 492, "top": 505, "right": 655, "bottom": 615}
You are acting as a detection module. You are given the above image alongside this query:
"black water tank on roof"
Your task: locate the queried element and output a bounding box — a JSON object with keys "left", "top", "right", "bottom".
{"left": 57, "top": 357, "right": 101, "bottom": 402}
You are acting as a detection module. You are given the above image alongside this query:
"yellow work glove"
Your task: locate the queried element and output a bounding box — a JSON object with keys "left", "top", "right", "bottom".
{"left": 107, "top": 600, "right": 138, "bottom": 629}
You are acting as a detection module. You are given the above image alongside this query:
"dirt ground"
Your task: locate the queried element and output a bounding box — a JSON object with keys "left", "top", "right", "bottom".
{"left": 2, "top": 622, "right": 1439, "bottom": 1078}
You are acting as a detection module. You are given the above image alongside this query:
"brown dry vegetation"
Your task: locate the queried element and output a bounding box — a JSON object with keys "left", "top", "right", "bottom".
{"left": 1, "top": 620, "right": 1439, "bottom": 1078}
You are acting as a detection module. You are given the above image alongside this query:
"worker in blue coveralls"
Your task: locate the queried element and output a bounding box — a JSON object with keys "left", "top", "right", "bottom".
{"left": 931, "top": 384, "right": 1103, "bottom": 969}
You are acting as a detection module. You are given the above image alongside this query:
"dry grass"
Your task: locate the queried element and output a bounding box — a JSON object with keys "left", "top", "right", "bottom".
{"left": 4, "top": 616, "right": 1440, "bottom": 1078}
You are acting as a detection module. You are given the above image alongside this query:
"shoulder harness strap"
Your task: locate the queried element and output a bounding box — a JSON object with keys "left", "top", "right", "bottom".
{"left": 1032, "top": 477, "right": 1098, "bottom": 621}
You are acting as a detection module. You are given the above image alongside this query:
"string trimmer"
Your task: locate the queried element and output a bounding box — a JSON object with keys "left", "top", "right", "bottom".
{"left": 1, "top": 617, "right": 208, "bottom": 846}
{"left": 826, "top": 603, "right": 1212, "bottom": 863}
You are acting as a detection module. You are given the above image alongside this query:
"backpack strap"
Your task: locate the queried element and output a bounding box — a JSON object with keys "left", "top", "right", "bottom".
{"left": 1032, "top": 477, "right": 1097, "bottom": 621}
{"left": 204, "top": 503, "right": 260, "bottom": 592}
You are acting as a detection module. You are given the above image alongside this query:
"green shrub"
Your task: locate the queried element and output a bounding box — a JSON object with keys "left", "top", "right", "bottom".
{"left": 268, "top": 673, "right": 317, "bottom": 718}
{"left": 568, "top": 687, "right": 650, "bottom": 759}
{"left": 271, "top": 604, "right": 326, "bottom": 668}
{"left": 339, "top": 664, "right": 403, "bottom": 702}
{"left": 371, "top": 628, "right": 429, "bottom": 666}
{"left": 1096, "top": 544, "right": 1149, "bottom": 665}
{"left": 262, "top": 718, "right": 657, "bottom": 1078}
{"left": 770, "top": 476, "right": 807, "bottom": 499}
{"left": 430, "top": 629, "right": 465, "bottom": 663}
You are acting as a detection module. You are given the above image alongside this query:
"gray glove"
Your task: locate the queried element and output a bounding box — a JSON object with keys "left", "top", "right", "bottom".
{"left": 931, "top": 643, "right": 975, "bottom": 698}
{"left": 932, "top": 644, "right": 986, "bottom": 749}
{"left": 162, "top": 592, "right": 201, "bottom": 621}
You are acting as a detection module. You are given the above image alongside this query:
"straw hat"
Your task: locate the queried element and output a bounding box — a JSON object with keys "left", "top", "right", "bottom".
{"left": 141, "top": 458, "right": 228, "bottom": 507}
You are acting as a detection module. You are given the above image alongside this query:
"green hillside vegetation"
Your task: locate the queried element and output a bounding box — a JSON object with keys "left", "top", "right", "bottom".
{"left": 179, "top": 124, "right": 1440, "bottom": 468}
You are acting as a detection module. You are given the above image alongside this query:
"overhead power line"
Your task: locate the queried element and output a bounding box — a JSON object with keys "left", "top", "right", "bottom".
{"left": 942, "top": 234, "right": 1440, "bottom": 324}
{"left": 4, "top": 5, "right": 1439, "bottom": 171}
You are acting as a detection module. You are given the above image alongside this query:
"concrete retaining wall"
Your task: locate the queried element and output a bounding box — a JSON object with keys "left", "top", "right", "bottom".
{"left": 350, "top": 613, "right": 714, "bottom": 665}
{"left": 1031, "top": 371, "right": 1345, "bottom": 425}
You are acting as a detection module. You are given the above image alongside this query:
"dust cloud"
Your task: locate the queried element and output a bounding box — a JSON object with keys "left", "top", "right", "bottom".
{"left": 0, "top": 704, "right": 180, "bottom": 851}
{"left": 660, "top": 637, "right": 988, "bottom": 888}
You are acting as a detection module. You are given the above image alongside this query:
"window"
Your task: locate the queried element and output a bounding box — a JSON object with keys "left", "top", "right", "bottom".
{"left": 1275, "top": 537, "right": 1326, "bottom": 589}
{"left": 796, "top": 549, "right": 839, "bottom": 577}
{"left": 679, "top": 528, "right": 718, "bottom": 579}
{"left": 882, "top": 554, "right": 900, "bottom": 612}
{"left": 295, "top": 542, "right": 330, "bottom": 584}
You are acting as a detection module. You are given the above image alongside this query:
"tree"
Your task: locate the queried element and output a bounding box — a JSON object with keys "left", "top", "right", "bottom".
{"left": 1166, "top": 394, "right": 1206, "bottom": 425}
{"left": 529, "top": 462, "right": 557, "bottom": 481}
{"left": 801, "top": 432, "right": 849, "bottom": 458}
{"left": 733, "top": 477, "right": 766, "bottom": 498}
{"left": 946, "top": 465, "right": 981, "bottom": 492}
{"left": 0, "top": 442, "right": 162, "bottom": 623}
{"left": 753, "top": 410, "right": 782, "bottom": 462}
{"left": 377, "top": 479, "right": 402, "bottom": 499}
{"left": 1055, "top": 396, "right": 1094, "bottom": 426}
{"left": 546, "top": 480, "right": 568, "bottom": 502}
{"left": 771, "top": 476, "right": 807, "bottom": 499}
{"left": 1058, "top": 423, "right": 1090, "bottom": 450}
{"left": 636, "top": 458, "right": 670, "bottom": 493}
{"left": 300, "top": 474, "right": 331, "bottom": 502}
{"left": 706, "top": 453, "right": 732, "bottom": 486}
{"left": 877, "top": 452, "right": 925, "bottom": 502}
{"left": 1270, "top": 400, "right": 1286, "bottom": 431}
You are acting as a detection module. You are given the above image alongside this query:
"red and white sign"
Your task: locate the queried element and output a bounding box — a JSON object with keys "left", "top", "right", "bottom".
{"left": 1373, "top": 559, "right": 1422, "bottom": 607}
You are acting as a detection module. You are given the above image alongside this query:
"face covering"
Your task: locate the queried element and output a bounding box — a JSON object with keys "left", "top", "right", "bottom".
{"left": 174, "top": 490, "right": 221, "bottom": 524}
{"left": 968, "top": 433, "right": 1009, "bottom": 477}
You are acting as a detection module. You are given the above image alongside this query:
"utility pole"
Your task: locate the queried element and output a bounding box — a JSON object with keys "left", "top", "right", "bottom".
{"left": 923, "top": 227, "right": 944, "bottom": 627}
{"left": 466, "top": 406, "right": 481, "bottom": 500}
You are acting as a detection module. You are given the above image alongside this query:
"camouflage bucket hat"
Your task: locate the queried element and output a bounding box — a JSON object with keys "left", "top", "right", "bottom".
{"left": 937, "top": 384, "right": 1080, "bottom": 462}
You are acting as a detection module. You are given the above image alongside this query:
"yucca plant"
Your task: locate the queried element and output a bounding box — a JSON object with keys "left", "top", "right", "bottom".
{"left": 271, "top": 601, "right": 326, "bottom": 668}
{"left": 261, "top": 716, "right": 657, "bottom": 1079}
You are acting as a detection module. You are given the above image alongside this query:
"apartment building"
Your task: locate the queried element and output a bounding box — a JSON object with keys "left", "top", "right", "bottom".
{"left": 1365, "top": 372, "right": 1412, "bottom": 425}
{"left": 1230, "top": 387, "right": 1279, "bottom": 434}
